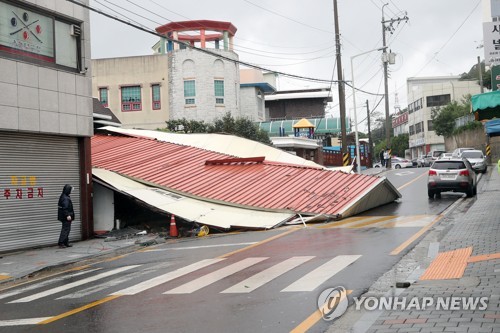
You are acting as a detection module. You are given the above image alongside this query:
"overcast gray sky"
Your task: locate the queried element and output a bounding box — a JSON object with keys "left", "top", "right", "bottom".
{"left": 89, "top": 0, "right": 484, "bottom": 130}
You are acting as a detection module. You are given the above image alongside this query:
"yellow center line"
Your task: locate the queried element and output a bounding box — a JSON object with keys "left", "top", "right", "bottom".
{"left": 316, "top": 216, "right": 367, "bottom": 229}
{"left": 290, "top": 290, "right": 352, "bottom": 333}
{"left": 397, "top": 170, "right": 428, "bottom": 191}
{"left": 348, "top": 215, "right": 398, "bottom": 229}
{"left": 38, "top": 295, "right": 122, "bottom": 324}
{"left": 390, "top": 214, "right": 443, "bottom": 255}
{"left": 218, "top": 227, "right": 300, "bottom": 258}
{"left": 380, "top": 214, "right": 430, "bottom": 228}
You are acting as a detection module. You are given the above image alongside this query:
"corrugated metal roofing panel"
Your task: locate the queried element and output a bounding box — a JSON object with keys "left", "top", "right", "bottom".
{"left": 91, "top": 135, "right": 400, "bottom": 218}
{"left": 93, "top": 169, "right": 293, "bottom": 229}
{"left": 98, "top": 126, "right": 323, "bottom": 168}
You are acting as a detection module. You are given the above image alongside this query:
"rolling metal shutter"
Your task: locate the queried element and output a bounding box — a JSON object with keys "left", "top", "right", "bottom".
{"left": 0, "top": 132, "right": 81, "bottom": 253}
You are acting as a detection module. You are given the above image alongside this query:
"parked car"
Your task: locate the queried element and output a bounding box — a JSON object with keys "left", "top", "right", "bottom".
{"left": 461, "top": 150, "right": 487, "bottom": 173}
{"left": 452, "top": 147, "right": 474, "bottom": 158}
{"left": 427, "top": 157, "right": 477, "bottom": 198}
{"left": 417, "top": 154, "right": 428, "bottom": 167}
{"left": 424, "top": 150, "right": 446, "bottom": 166}
{"left": 373, "top": 156, "right": 412, "bottom": 169}
{"left": 438, "top": 152, "right": 453, "bottom": 159}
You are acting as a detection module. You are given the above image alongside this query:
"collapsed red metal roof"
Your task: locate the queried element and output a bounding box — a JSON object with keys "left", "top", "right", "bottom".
{"left": 91, "top": 134, "right": 400, "bottom": 218}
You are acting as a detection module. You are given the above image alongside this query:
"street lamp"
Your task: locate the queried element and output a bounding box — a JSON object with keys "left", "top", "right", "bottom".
{"left": 350, "top": 47, "right": 387, "bottom": 174}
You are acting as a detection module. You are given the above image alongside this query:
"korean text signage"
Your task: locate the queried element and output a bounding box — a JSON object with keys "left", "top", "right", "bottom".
{"left": 483, "top": 22, "right": 500, "bottom": 66}
{"left": 0, "top": 1, "right": 55, "bottom": 62}
{"left": 2, "top": 175, "right": 44, "bottom": 200}
{"left": 392, "top": 112, "right": 408, "bottom": 128}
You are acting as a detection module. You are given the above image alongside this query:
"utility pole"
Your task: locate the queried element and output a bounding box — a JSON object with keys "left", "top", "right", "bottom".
{"left": 333, "top": 0, "right": 348, "bottom": 161}
{"left": 382, "top": 4, "right": 408, "bottom": 169}
{"left": 478, "top": 56, "right": 484, "bottom": 94}
{"left": 366, "top": 100, "right": 374, "bottom": 167}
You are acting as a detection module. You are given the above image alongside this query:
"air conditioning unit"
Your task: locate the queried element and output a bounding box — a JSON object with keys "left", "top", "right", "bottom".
{"left": 70, "top": 24, "right": 81, "bottom": 37}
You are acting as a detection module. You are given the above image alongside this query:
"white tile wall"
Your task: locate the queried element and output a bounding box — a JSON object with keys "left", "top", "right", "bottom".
{"left": 0, "top": 106, "right": 19, "bottom": 130}
{"left": 76, "top": 96, "right": 92, "bottom": 116}
{"left": 35, "top": 0, "right": 56, "bottom": 11}
{"left": 19, "top": 108, "right": 40, "bottom": 131}
{"left": 40, "top": 110, "right": 59, "bottom": 133}
{"left": 58, "top": 92, "right": 77, "bottom": 114}
{"left": 39, "top": 67, "right": 58, "bottom": 91}
{"left": 39, "top": 89, "right": 59, "bottom": 112}
{"left": 55, "top": 0, "right": 73, "bottom": 17}
{"left": 76, "top": 76, "right": 91, "bottom": 97}
{"left": 59, "top": 113, "right": 77, "bottom": 134}
{"left": 17, "top": 63, "right": 39, "bottom": 88}
{"left": 58, "top": 72, "right": 76, "bottom": 95}
{"left": 18, "top": 86, "right": 39, "bottom": 110}
{"left": 0, "top": 82, "right": 18, "bottom": 107}
{"left": 0, "top": 58, "right": 17, "bottom": 84}
{"left": 77, "top": 115, "right": 93, "bottom": 136}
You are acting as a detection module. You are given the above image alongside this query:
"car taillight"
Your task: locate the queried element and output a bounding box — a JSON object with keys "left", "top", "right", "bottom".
{"left": 459, "top": 170, "right": 469, "bottom": 176}
{"left": 429, "top": 170, "right": 437, "bottom": 176}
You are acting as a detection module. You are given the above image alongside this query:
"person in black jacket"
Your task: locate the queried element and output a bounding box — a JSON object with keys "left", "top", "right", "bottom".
{"left": 57, "top": 184, "right": 75, "bottom": 248}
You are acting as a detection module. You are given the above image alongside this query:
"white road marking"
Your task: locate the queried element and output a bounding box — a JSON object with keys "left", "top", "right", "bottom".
{"left": 57, "top": 269, "right": 154, "bottom": 299}
{"left": 144, "top": 242, "right": 257, "bottom": 252}
{"left": 0, "top": 318, "right": 51, "bottom": 327}
{"left": 10, "top": 266, "right": 139, "bottom": 303}
{"left": 0, "top": 269, "right": 101, "bottom": 300}
{"left": 281, "top": 255, "right": 362, "bottom": 292}
{"left": 221, "top": 256, "right": 314, "bottom": 293}
{"left": 112, "top": 259, "right": 224, "bottom": 295}
{"left": 164, "top": 257, "right": 268, "bottom": 294}
{"left": 395, "top": 171, "right": 414, "bottom": 176}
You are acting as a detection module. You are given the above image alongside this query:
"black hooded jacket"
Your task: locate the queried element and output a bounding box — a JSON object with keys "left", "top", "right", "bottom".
{"left": 58, "top": 184, "right": 75, "bottom": 222}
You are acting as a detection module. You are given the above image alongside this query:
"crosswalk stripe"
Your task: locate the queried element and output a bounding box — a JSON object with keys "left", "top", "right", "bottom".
{"left": 164, "top": 257, "right": 268, "bottom": 294}
{"left": 281, "top": 255, "right": 362, "bottom": 292}
{"left": 9, "top": 266, "right": 139, "bottom": 303}
{"left": 112, "top": 259, "right": 224, "bottom": 296}
{"left": 221, "top": 256, "right": 315, "bottom": 294}
{"left": 0, "top": 269, "right": 101, "bottom": 300}
{"left": 0, "top": 318, "right": 52, "bottom": 327}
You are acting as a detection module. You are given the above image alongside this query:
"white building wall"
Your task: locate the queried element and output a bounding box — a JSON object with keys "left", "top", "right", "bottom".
{"left": 240, "top": 87, "right": 265, "bottom": 121}
{"left": 92, "top": 55, "right": 170, "bottom": 129}
{"left": 169, "top": 48, "right": 240, "bottom": 122}
{"left": 0, "top": 0, "right": 93, "bottom": 137}
{"left": 406, "top": 76, "right": 481, "bottom": 157}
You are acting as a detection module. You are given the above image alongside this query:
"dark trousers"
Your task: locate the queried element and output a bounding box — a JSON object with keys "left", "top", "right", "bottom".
{"left": 58, "top": 220, "right": 71, "bottom": 246}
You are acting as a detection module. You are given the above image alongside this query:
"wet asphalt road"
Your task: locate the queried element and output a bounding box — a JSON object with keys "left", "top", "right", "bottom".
{"left": 0, "top": 167, "right": 475, "bottom": 333}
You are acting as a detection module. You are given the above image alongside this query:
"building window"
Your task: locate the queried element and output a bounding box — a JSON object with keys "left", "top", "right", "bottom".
{"left": 152, "top": 84, "right": 161, "bottom": 110}
{"left": 214, "top": 79, "right": 224, "bottom": 104}
{"left": 99, "top": 88, "right": 108, "bottom": 107}
{"left": 121, "top": 86, "right": 142, "bottom": 111}
{"left": 426, "top": 94, "right": 451, "bottom": 107}
{"left": 409, "top": 125, "right": 415, "bottom": 135}
{"left": 184, "top": 80, "right": 195, "bottom": 105}
{"left": 427, "top": 120, "right": 433, "bottom": 132}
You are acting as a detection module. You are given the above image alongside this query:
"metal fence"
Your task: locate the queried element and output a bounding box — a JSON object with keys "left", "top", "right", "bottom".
{"left": 455, "top": 114, "right": 475, "bottom": 128}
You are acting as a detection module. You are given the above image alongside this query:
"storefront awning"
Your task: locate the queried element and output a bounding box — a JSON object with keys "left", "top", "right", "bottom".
{"left": 471, "top": 91, "right": 500, "bottom": 121}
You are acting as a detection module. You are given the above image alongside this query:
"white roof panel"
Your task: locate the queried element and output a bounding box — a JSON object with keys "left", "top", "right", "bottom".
{"left": 93, "top": 168, "right": 294, "bottom": 230}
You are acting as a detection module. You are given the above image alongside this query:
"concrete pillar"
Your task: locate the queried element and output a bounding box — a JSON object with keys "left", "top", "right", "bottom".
{"left": 229, "top": 36, "right": 234, "bottom": 51}
{"left": 200, "top": 29, "right": 206, "bottom": 48}
{"left": 223, "top": 31, "right": 229, "bottom": 50}
{"left": 173, "top": 31, "right": 179, "bottom": 50}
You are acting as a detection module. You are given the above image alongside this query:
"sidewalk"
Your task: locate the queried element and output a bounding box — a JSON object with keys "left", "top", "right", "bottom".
{"left": 357, "top": 168, "right": 500, "bottom": 332}
{"left": 0, "top": 228, "right": 162, "bottom": 285}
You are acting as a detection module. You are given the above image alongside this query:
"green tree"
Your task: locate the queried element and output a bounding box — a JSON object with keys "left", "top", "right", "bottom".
{"left": 163, "top": 112, "right": 272, "bottom": 145}
{"left": 431, "top": 96, "right": 471, "bottom": 137}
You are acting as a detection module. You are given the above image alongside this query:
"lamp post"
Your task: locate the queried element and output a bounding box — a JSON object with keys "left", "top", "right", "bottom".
{"left": 350, "top": 47, "right": 387, "bottom": 173}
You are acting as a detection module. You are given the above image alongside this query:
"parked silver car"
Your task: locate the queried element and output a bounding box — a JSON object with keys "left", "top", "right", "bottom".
{"left": 427, "top": 158, "right": 477, "bottom": 198}
{"left": 451, "top": 147, "right": 474, "bottom": 158}
{"left": 461, "top": 150, "right": 487, "bottom": 173}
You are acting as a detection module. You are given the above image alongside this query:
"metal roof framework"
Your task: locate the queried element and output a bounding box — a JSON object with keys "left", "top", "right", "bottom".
{"left": 91, "top": 134, "right": 401, "bottom": 220}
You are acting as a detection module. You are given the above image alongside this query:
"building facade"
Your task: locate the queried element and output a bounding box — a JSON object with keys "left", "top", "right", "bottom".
{"left": 406, "top": 76, "right": 481, "bottom": 158}
{"left": 0, "top": 0, "right": 93, "bottom": 252}
{"left": 92, "top": 55, "right": 169, "bottom": 129}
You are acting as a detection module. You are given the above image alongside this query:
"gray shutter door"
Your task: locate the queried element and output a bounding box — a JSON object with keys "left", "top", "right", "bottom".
{"left": 0, "top": 132, "right": 81, "bottom": 253}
